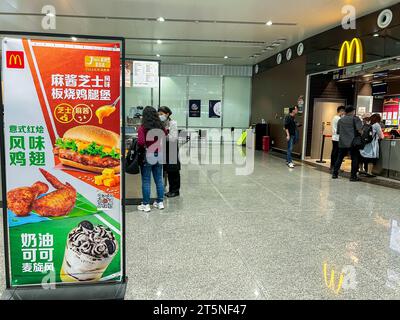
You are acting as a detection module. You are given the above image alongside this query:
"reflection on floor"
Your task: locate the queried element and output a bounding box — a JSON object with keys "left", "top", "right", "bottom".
{"left": 306, "top": 158, "right": 352, "bottom": 172}
{"left": 1, "top": 142, "right": 400, "bottom": 299}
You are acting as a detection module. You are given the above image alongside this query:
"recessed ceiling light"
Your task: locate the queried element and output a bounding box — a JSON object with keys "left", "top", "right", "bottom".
{"left": 71, "top": 37, "right": 78, "bottom": 41}
{"left": 156, "top": 54, "right": 161, "bottom": 57}
{"left": 266, "top": 20, "right": 273, "bottom": 26}
{"left": 157, "top": 39, "right": 163, "bottom": 44}
{"left": 157, "top": 17, "right": 165, "bottom": 22}
{"left": 224, "top": 56, "right": 229, "bottom": 59}
{"left": 373, "top": 33, "right": 380, "bottom": 37}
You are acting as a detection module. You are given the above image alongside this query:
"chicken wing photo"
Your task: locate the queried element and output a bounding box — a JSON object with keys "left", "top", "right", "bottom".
{"left": 7, "top": 182, "right": 49, "bottom": 217}
{"left": 32, "top": 169, "right": 77, "bottom": 217}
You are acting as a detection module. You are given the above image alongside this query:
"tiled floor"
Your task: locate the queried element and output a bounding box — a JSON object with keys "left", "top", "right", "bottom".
{"left": 2, "top": 142, "right": 400, "bottom": 299}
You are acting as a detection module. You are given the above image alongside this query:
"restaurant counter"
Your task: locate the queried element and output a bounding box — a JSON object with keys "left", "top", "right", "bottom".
{"left": 374, "top": 139, "right": 400, "bottom": 180}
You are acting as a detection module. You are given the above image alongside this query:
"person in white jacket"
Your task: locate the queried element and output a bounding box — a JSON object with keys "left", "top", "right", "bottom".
{"left": 330, "top": 106, "right": 345, "bottom": 171}
{"left": 159, "top": 106, "right": 181, "bottom": 197}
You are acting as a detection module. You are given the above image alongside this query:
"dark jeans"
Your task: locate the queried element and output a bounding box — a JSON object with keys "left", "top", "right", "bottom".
{"left": 140, "top": 162, "right": 164, "bottom": 205}
{"left": 333, "top": 147, "right": 359, "bottom": 179}
{"left": 330, "top": 141, "right": 339, "bottom": 170}
{"left": 287, "top": 136, "right": 295, "bottom": 163}
{"left": 167, "top": 171, "right": 181, "bottom": 193}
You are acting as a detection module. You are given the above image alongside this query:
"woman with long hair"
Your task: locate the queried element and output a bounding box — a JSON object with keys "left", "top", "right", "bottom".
{"left": 360, "top": 113, "right": 385, "bottom": 178}
{"left": 137, "top": 106, "right": 167, "bottom": 212}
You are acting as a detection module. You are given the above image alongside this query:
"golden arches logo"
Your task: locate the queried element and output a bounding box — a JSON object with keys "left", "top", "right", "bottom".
{"left": 9, "top": 54, "right": 22, "bottom": 66}
{"left": 323, "top": 262, "right": 344, "bottom": 294}
{"left": 6, "top": 51, "right": 24, "bottom": 69}
{"left": 338, "top": 38, "right": 364, "bottom": 68}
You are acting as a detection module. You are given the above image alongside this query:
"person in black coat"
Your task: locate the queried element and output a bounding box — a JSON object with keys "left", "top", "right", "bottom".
{"left": 159, "top": 106, "right": 181, "bottom": 198}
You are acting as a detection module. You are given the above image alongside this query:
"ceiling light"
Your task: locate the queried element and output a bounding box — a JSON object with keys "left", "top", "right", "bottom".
{"left": 224, "top": 56, "right": 228, "bottom": 59}
{"left": 373, "top": 33, "right": 380, "bottom": 37}
{"left": 71, "top": 37, "right": 78, "bottom": 41}
{"left": 157, "top": 17, "right": 165, "bottom": 22}
{"left": 156, "top": 54, "right": 160, "bottom": 57}
{"left": 266, "top": 20, "right": 273, "bottom": 26}
{"left": 156, "top": 39, "right": 163, "bottom": 44}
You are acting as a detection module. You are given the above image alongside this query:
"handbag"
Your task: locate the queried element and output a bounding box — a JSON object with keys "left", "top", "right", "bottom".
{"left": 125, "top": 138, "right": 143, "bottom": 175}
{"left": 351, "top": 117, "right": 364, "bottom": 150}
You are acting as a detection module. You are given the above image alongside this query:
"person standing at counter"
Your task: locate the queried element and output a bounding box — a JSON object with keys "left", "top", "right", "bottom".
{"left": 159, "top": 106, "right": 181, "bottom": 198}
{"left": 332, "top": 106, "right": 363, "bottom": 182}
{"left": 330, "top": 106, "right": 345, "bottom": 172}
{"left": 360, "top": 113, "right": 385, "bottom": 178}
{"left": 137, "top": 106, "right": 167, "bottom": 212}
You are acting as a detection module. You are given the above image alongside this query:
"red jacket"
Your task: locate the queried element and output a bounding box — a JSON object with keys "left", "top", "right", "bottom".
{"left": 137, "top": 125, "right": 167, "bottom": 149}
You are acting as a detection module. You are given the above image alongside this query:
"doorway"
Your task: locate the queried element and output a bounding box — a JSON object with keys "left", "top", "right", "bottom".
{"left": 311, "top": 99, "right": 346, "bottom": 160}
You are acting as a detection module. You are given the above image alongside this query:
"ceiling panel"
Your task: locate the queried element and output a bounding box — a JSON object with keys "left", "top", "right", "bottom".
{"left": 0, "top": 0, "right": 398, "bottom": 65}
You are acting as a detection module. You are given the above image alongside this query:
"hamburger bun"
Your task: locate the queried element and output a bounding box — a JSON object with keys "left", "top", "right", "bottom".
{"left": 63, "top": 125, "right": 120, "bottom": 149}
{"left": 59, "top": 158, "right": 121, "bottom": 174}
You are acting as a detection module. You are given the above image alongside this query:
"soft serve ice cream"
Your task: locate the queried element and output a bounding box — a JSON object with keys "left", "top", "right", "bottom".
{"left": 60, "top": 221, "right": 118, "bottom": 282}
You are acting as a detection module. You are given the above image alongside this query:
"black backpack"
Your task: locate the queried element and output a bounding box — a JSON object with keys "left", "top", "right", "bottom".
{"left": 125, "top": 138, "right": 143, "bottom": 175}
{"left": 361, "top": 124, "right": 374, "bottom": 145}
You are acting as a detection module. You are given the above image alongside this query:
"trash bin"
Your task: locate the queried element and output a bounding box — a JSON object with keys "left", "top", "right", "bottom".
{"left": 263, "top": 136, "right": 270, "bottom": 152}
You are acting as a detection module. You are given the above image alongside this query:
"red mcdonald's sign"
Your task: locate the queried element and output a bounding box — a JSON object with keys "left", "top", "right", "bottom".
{"left": 6, "top": 51, "right": 24, "bottom": 69}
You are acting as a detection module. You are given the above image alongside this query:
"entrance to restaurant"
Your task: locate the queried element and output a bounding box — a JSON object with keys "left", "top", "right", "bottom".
{"left": 304, "top": 56, "right": 400, "bottom": 181}
{"left": 311, "top": 99, "right": 346, "bottom": 160}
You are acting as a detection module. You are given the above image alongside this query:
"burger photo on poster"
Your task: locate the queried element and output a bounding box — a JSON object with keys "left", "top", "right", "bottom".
{"left": 54, "top": 125, "right": 121, "bottom": 174}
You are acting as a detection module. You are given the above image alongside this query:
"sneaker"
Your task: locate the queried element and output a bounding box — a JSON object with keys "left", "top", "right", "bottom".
{"left": 332, "top": 174, "right": 338, "bottom": 179}
{"left": 288, "top": 162, "right": 295, "bottom": 168}
{"left": 153, "top": 202, "right": 165, "bottom": 210}
{"left": 137, "top": 204, "right": 151, "bottom": 212}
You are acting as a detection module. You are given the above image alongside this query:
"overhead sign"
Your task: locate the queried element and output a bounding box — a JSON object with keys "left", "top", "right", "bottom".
{"left": 338, "top": 38, "right": 364, "bottom": 68}
{"left": 1, "top": 38, "right": 124, "bottom": 288}
{"left": 132, "top": 60, "right": 159, "bottom": 88}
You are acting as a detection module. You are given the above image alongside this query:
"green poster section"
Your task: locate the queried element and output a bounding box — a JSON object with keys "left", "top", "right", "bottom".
{"left": 8, "top": 194, "right": 121, "bottom": 286}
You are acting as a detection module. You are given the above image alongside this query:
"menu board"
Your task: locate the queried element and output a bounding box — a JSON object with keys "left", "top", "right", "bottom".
{"left": 1, "top": 38, "right": 124, "bottom": 287}
{"left": 383, "top": 97, "right": 400, "bottom": 127}
{"left": 132, "top": 60, "right": 159, "bottom": 88}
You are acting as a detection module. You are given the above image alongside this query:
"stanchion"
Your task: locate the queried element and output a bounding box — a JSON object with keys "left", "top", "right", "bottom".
{"left": 316, "top": 134, "right": 331, "bottom": 164}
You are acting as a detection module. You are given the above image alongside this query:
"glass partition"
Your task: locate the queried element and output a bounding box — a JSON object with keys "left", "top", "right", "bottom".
{"left": 223, "top": 77, "right": 251, "bottom": 129}
{"left": 188, "top": 76, "right": 223, "bottom": 128}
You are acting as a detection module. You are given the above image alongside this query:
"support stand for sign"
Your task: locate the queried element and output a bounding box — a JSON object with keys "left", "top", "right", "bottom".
{"left": 2, "top": 280, "right": 127, "bottom": 300}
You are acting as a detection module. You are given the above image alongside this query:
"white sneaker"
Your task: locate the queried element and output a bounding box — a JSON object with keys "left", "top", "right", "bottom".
{"left": 288, "top": 162, "right": 295, "bottom": 168}
{"left": 138, "top": 204, "right": 151, "bottom": 212}
{"left": 153, "top": 202, "right": 165, "bottom": 210}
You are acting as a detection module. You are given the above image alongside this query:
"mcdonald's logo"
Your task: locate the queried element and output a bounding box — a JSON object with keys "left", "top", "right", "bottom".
{"left": 338, "top": 38, "right": 364, "bottom": 68}
{"left": 323, "top": 262, "right": 344, "bottom": 294}
{"left": 6, "top": 51, "right": 24, "bottom": 69}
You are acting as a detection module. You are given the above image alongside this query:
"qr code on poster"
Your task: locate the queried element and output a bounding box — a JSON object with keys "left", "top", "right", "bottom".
{"left": 97, "top": 193, "right": 114, "bottom": 210}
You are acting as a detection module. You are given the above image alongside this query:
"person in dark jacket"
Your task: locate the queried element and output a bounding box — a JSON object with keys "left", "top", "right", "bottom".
{"left": 332, "top": 106, "right": 363, "bottom": 182}
{"left": 159, "top": 106, "right": 181, "bottom": 198}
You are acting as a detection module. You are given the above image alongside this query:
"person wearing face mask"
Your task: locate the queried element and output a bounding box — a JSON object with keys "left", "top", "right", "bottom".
{"left": 158, "top": 106, "right": 181, "bottom": 198}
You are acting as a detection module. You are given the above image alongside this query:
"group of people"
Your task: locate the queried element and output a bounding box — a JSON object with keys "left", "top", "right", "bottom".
{"left": 136, "top": 106, "right": 181, "bottom": 213}
{"left": 331, "top": 105, "right": 384, "bottom": 181}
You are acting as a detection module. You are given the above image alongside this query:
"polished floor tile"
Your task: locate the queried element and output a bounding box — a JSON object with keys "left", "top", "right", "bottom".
{"left": 1, "top": 143, "right": 400, "bottom": 299}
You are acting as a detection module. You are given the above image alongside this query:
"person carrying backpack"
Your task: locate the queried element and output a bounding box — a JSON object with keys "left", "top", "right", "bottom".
{"left": 360, "top": 113, "right": 385, "bottom": 178}
{"left": 358, "top": 113, "right": 372, "bottom": 175}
